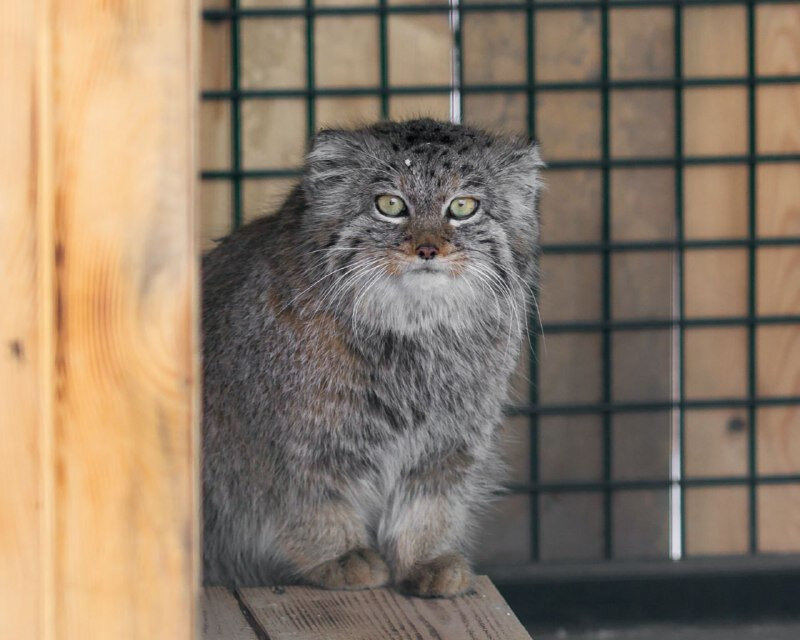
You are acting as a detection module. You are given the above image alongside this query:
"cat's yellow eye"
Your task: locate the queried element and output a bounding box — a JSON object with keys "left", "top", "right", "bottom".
{"left": 375, "top": 194, "right": 408, "bottom": 217}
{"left": 448, "top": 197, "right": 479, "bottom": 219}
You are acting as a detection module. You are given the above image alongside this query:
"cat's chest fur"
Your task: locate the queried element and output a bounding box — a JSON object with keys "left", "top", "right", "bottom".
{"left": 346, "top": 326, "right": 514, "bottom": 457}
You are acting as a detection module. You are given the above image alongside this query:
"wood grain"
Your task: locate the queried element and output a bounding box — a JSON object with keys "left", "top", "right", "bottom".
{"left": 609, "top": 7, "right": 673, "bottom": 79}
{"left": 684, "top": 166, "right": 748, "bottom": 239}
{"left": 526, "top": 3, "right": 609, "bottom": 561}
{"left": 5, "top": 1, "right": 201, "bottom": 638}
{"left": 611, "top": 168, "right": 675, "bottom": 242}
{"left": 683, "top": 87, "right": 748, "bottom": 156}
{"left": 685, "top": 487, "right": 749, "bottom": 556}
{"left": 754, "top": 3, "right": 800, "bottom": 554}
{"left": 684, "top": 409, "right": 748, "bottom": 479}
{"left": 683, "top": 3, "right": 800, "bottom": 555}
{"left": 239, "top": 576, "right": 532, "bottom": 640}
{"left": 536, "top": 9, "right": 601, "bottom": 83}
{"left": 242, "top": 17, "right": 305, "bottom": 89}
{"left": 0, "top": 1, "right": 50, "bottom": 637}
{"left": 463, "top": 12, "right": 526, "bottom": 85}
{"left": 200, "top": 10, "right": 233, "bottom": 247}
{"left": 683, "top": 5, "right": 747, "bottom": 78}
{"left": 388, "top": 14, "right": 451, "bottom": 88}
{"left": 680, "top": 5, "right": 745, "bottom": 559}
{"left": 202, "top": 588, "right": 259, "bottom": 640}
{"left": 315, "top": 16, "right": 379, "bottom": 88}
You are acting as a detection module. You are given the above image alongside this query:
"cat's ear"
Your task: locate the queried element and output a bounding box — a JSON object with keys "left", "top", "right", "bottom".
{"left": 508, "top": 139, "right": 545, "bottom": 175}
{"left": 500, "top": 138, "right": 545, "bottom": 194}
{"left": 303, "top": 129, "right": 359, "bottom": 199}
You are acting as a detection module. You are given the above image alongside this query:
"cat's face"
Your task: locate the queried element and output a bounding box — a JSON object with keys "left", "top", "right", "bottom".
{"left": 300, "top": 119, "right": 542, "bottom": 335}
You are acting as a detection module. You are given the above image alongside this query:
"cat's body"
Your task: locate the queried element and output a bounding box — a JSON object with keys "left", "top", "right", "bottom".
{"left": 202, "top": 119, "right": 542, "bottom": 595}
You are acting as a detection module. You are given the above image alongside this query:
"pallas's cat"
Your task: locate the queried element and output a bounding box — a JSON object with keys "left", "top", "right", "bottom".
{"left": 202, "top": 119, "right": 542, "bottom": 596}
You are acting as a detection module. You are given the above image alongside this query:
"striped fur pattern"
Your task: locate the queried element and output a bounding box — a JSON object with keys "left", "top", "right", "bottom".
{"left": 202, "top": 119, "right": 543, "bottom": 595}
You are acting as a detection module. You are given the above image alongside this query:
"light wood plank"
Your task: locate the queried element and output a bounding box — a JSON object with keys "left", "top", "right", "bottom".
{"left": 463, "top": 11, "right": 526, "bottom": 85}
{"left": 241, "top": 17, "right": 305, "bottom": 89}
{"left": 534, "top": 12, "right": 606, "bottom": 533}
{"left": 681, "top": 8, "right": 753, "bottom": 556}
{"left": 533, "top": 14, "right": 606, "bottom": 530}
{"left": 239, "top": 577, "right": 531, "bottom": 640}
{"left": 759, "top": 486, "right": 800, "bottom": 553}
{"left": 536, "top": 9, "right": 601, "bottom": 83}
{"left": 388, "top": 14, "right": 451, "bottom": 88}
{"left": 0, "top": 1, "right": 50, "bottom": 637}
{"left": 684, "top": 3, "right": 800, "bottom": 556}
{"left": 49, "top": 1, "right": 200, "bottom": 638}
{"left": 685, "top": 487, "right": 749, "bottom": 556}
{"left": 754, "top": 3, "right": 800, "bottom": 554}
{"left": 609, "top": 7, "right": 673, "bottom": 79}
{"left": 684, "top": 409, "right": 748, "bottom": 479}
{"left": 203, "top": 588, "right": 259, "bottom": 640}
{"left": 315, "top": 16, "right": 379, "bottom": 88}
{"left": 683, "top": 5, "right": 747, "bottom": 78}
{"left": 200, "top": 1, "right": 233, "bottom": 248}
{"left": 684, "top": 87, "right": 748, "bottom": 156}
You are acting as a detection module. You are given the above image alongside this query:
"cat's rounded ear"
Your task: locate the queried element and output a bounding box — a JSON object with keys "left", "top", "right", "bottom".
{"left": 509, "top": 138, "right": 545, "bottom": 173}
{"left": 500, "top": 138, "right": 545, "bottom": 194}
{"left": 303, "top": 128, "right": 359, "bottom": 199}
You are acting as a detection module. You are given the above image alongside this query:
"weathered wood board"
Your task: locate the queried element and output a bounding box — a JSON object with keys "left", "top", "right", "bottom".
{"left": 203, "top": 588, "right": 259, "bottom": 640}
{"left": 1, "top": 0, "right": 200, "bottom": 638}
{"left": 201, "top": 577, "right": 531, "bottom": 640}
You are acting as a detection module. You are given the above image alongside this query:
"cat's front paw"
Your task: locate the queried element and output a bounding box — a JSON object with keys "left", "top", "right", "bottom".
{"left": 397, "top": 553, "right": 473, "bottom": 598}
{"left": 305, "top": 547, "right": 390, "bottom": 590}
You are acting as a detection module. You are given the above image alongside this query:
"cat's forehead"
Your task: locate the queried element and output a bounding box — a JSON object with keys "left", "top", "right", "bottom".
{"left": 363, "top": 122, "right": 492, "bottom": 191}
{"left": 370, "top": 119, "right": 493, "bottom": 156}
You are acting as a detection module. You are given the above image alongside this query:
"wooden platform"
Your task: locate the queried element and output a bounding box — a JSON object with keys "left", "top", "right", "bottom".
{"left": 202, "top": 576, "right": 532, "bottom": 640}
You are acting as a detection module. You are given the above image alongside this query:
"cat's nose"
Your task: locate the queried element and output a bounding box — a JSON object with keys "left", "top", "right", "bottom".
{"left": 416, "top": 244, "right": 439, "bottom": 260}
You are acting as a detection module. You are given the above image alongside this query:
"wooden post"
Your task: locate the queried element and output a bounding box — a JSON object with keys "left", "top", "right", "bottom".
{"left": 0, "top": 1, "right": 199, "bottom": 638}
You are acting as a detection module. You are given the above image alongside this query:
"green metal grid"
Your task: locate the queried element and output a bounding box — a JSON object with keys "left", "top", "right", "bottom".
{"left": 202, "top": 0, "right": 800, "bottom": 564}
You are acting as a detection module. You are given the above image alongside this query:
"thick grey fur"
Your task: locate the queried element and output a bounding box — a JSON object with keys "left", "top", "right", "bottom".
{"left": 202, "top": 118, "right": 543, "bottom": 591}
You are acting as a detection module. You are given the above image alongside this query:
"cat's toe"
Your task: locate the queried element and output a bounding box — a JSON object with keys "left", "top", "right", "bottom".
{"left": 305, "top": 547, "right": 390, "bottom": 590}
{"left": 397, "top": 553, "right": 473, "bottom": 598}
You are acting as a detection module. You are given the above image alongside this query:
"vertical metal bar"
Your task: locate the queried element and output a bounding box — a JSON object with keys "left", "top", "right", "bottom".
{"left": 379, "top": 0, "right": 389, "bottom": 119}
{"left": 600, "top": 0, "right": 613, "bottom": 561}
{"left": 453, "top": 0, "right": 465, "bottom": 121}
{"left": 448, "top": 0, "right": 463, "bottom": 124}
{"left": 526, "top": 0, "right": 540, "bottom": 563}
{"left": 306, "top": 0, "right": 316, "bottom": 137}
{"left": 229, "top": 0, "right": 243, "bottom": 229}
{"left": 526, "top": 0, "right": 536, "bottom": 140}
{"left": 670, "top": 1, "right": 686, "bottom": 561}
{"left": 746, "top": 0, "right": 759, "bottom": 555}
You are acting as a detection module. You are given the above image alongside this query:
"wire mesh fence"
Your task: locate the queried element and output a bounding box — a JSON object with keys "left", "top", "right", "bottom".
{"left": 200, "top": 0, "right": 800, "bottom": 568}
